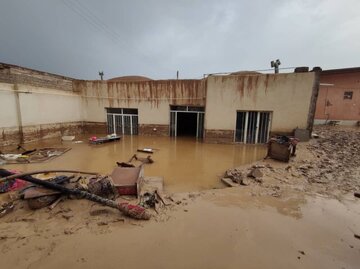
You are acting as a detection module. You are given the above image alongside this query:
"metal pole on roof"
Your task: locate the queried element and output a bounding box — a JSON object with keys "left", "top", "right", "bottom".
{"left": 99, "top": 71, "right": 104, "bottom": 80}
{"left": 270, "top": 59, "right": 281, "bottom": 73}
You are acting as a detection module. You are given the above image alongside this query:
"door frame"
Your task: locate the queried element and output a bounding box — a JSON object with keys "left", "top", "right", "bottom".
{"left": 169, "top": 106, "right": 205, "bottom": 138}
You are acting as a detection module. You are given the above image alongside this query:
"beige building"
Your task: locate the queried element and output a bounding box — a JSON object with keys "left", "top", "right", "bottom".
{"left": 0, "top": 63, "right": 319, "bottom": 146}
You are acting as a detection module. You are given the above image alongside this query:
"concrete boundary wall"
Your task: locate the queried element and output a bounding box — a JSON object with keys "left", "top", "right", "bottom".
{"left": 0, "top": 80, "right": 83, "bottom": 146}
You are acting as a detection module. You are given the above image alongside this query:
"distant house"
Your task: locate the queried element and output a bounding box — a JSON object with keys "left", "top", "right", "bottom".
{"left": 315, "top": 67, "right": 360, "bottom": 125}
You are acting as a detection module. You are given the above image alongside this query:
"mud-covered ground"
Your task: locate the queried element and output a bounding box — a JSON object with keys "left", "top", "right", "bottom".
{"left": 225, "top": 126, "right": 360, "bottom": 199}
{"left": 0, "top": 126, "right": 359, "bottom": 269}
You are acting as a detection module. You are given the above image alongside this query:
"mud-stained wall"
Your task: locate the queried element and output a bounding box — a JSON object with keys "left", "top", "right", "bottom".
{"left": 0, "top": 81, "right": 83, "bottom": 146}
{"left": 75, "top": 79, "right": 206, "bottom": 127}
{"left": 0, "top": 83, "right": 18, "bottom": 128}
{"left": 0, "top": 64, "right": 317, "bottom": 146}
{"left": 315, "top": 71, "right": 360, "bottom": 125}
{"left": 205, "top": 72, "right": 316, "bottom": 138}
{"left": 0, "top": 83, "right": 20, "bottom": 146}
{"left": 17, "top": 84, "right": 82, "bottom": 125}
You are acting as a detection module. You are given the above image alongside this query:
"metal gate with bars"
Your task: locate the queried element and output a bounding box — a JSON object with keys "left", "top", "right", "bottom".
{"left": 106, "top": 108, "right": 138, "bottom": 135}
{"left": 235, "top": 111, "right": 271, "bottom": 144}
{"left": 169, "top": 106, "right": 205, "bottom": 138}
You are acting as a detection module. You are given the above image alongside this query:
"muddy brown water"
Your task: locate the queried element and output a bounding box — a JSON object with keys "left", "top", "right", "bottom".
{"left": 3, "top": 135, "right": 267, "bottom": 192}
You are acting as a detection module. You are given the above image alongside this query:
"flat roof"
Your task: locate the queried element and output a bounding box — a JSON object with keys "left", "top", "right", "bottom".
{"left": 322, "top": 67, "right": 360, "bottom": 75}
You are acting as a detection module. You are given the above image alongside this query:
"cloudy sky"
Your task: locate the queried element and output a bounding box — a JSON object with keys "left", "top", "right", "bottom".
{"left": 0, "top": 0, "right": 359, "bottom": 80}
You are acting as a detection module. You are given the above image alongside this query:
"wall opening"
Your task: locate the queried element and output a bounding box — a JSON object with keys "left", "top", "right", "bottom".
{"left": 176, "top": 112, "right": 197, "bottom": 136}
{"left": 235, "top": 111, "right": 271, "bottom": 144}
{"left": 106, "top": 108, "right": 138, "bottom": 135}
{"left": 170, "top": 106, "right": 204, "bottom": 138}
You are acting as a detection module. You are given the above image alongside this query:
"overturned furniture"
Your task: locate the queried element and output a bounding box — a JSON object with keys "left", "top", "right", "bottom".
{"left": 111, "top": 166, "right": 144, "bottom": 196}
{"left": 266, "top": 136, "right": 299, "bottom": 162}
{"left": 116, "top": 154, "right": 154, "bottom": 167}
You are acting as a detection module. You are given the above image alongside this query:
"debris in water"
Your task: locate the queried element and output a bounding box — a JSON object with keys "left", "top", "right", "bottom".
{"left": 137, "top": 148, "right": 154, "bottom": 154}
{"left": 89, "top": 134, "right": 121, "bottom": 144}
{"left": 62, "top": 136, "right": 75, "bottom": 141}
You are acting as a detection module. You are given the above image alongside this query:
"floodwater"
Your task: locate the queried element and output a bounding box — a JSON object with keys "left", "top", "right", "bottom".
{"left": 4, "top": 135, "right": 267, "bottom": 192}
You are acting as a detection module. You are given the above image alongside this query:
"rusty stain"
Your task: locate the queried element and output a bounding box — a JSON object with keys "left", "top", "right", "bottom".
{"left": 236, "top": 76, "right": 245, "bottom": 98}
{"left": 73, "top": 79, "right": 206, "bottom": 108}
{"left": 107, "top": 83, "right": 113, "bottom": 107}
{"left": 264, "top": 74, "right": 270, "bottom": 93}
{"left": 247, "top": 76, "right": 253, "bottom": 93}
{"left": 254, "top": 75, "right": 260, "bottom": 88}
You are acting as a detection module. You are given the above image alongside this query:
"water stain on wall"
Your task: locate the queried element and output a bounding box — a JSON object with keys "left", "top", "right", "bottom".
{"left": 74, "top": 79, "right": 206, "bottom": 108}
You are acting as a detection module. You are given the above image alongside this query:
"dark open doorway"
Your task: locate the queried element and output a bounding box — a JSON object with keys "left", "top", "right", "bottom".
{"left": 176, "top": 112, "right": 197, "bottom": 137}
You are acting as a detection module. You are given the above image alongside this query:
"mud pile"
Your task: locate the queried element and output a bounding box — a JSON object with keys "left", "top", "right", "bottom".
{"left": 306, "top": 126, "right": 360, "bottom": 191}
{"left": 224, "top": 126, "right": 360, "bottom": 198}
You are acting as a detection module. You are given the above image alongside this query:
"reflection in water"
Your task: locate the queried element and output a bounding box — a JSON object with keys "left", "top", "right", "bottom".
{"left": 4, "top": 135, "right": 267, "bottom": 192}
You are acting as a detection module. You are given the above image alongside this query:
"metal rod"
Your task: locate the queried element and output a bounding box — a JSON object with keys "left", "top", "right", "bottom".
{"left": 244, "top": 112, "right": 249, "bottom": 144}
{"left": 122, "top": 115, "right": 124, "bottom": 134}
{"left": 196, "top": 113, "right": 199, "bottom": 138}
{"left": 130, "top": 115, "right": 133, "bottom": 135}
{"left": 175, "top": 112, "right": 177, "bottom": 137}
{"left": 255, "top": 112, "right": 260, "bottom": 144}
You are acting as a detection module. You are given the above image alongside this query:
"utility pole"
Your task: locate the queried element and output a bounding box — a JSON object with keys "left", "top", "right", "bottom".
{"left": 270, "top": 59, "right": 281, "bottom": 73}
{"left": 98, "top": 71, "right": 104, "bottom": 80}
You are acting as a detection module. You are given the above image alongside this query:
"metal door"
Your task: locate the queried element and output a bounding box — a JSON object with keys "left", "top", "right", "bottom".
{"left": 106, "top": 113, "right": 138, "bottom": 135}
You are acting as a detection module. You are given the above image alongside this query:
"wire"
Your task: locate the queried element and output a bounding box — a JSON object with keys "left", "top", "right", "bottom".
{"left": 61, "top": 0, "right": 125, "bottom": 45}
{"left": 61, "top": 0, "right": 165, "bottom": 72}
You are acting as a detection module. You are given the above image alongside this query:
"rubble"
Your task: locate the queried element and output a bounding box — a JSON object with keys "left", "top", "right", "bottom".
{"left": 225, "top": 169, "right": 243, "bottom": 183}
{"left": 247, "top": 167, "right": 263, "bottom": 182}
{"left": 223, "top": 126, "right": 360, "bottom": 198}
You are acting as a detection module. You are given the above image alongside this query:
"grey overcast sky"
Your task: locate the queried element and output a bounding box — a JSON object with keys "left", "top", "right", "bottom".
{"left": 0, "top": 0, "right": 359, "bottom": 80}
